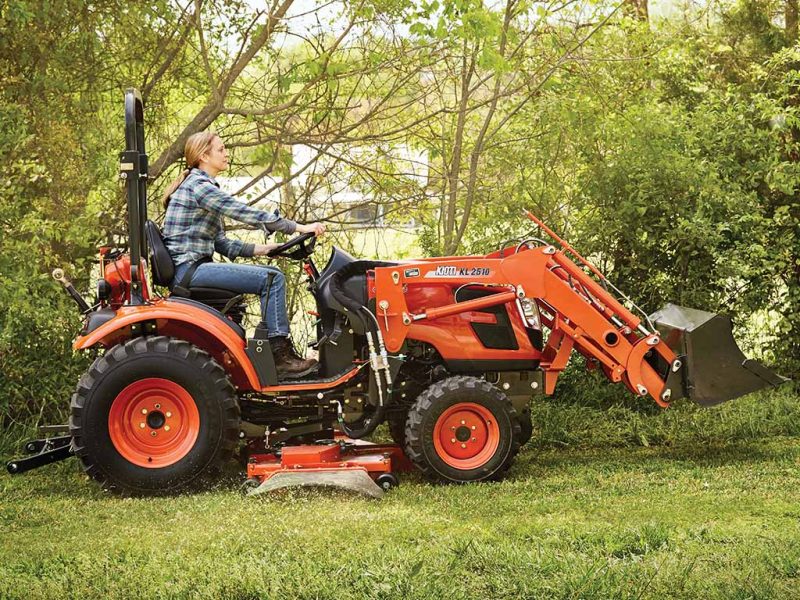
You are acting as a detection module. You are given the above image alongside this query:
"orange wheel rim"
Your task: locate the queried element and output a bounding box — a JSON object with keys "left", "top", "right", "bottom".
{"left": 108, "top": 378, "right": 200, "bottom": 468}
{"left": 432, "top": 402, "right": 500, "bottom": 470}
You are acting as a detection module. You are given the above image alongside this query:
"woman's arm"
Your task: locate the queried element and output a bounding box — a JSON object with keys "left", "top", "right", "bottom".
{"left": 252, "top": 242, "right": 284, "bottom": 256}
{"left": 194, "top": 179, "right": 297, "bottom": 234}
{"left": 214, "top": 227, "right": 253, "bottom": 259}
{"left": 214, "top": 230, "right": 295, "bottom": 259}
{"left": 214, "top": 222, "right": 325, "bottom": 260}
{"left": 295, "top": 222, "right": 326, "bottom": 236}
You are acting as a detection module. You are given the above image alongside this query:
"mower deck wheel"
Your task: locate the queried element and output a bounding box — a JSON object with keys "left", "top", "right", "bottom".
{"left": 70, "top": 336, "right": 240, "bottom": 495}
{"left": 404, "top": 376, "right": 521, "bottom": 483}
{"left": 376, "top": 472, "right": 399, "bottom": 491}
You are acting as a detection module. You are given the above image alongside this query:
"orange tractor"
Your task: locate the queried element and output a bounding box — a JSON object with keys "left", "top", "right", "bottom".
{"left": 6, "top": 90, "right": 787, "bottom": 497}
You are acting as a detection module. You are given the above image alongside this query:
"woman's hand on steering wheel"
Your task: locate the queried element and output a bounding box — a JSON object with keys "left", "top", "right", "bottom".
{"left": 296, "top": 222, "right": 326, "bottom": 236}
{"left": 254, "top": 222, "right": 324, "bottom": 260}
{"left": 253, "top": 242, "right": 283, "bottom": 256}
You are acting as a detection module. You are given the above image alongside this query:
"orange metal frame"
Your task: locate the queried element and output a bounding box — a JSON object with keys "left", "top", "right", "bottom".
{"left": 73, "top": 300, "right": 365, "bottom": 394}
{"left": 246, "top": 441, "right": 412, "bottom": 484}
{"left": 371, "top": 212, "right": 678, "bottom": 407}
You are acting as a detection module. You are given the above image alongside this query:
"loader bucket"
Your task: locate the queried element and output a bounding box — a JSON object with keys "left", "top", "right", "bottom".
{"left": 247, "top": 470, "right": 385, "bottom": 499}
{"left": 649, "top": 303, "right": 788, "bottom": 406}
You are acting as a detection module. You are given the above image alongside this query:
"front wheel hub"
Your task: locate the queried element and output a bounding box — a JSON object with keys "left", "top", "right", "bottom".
{"left": 108, "top": 378, "right": 200, "bottom": 468}
{"left": 432, "top": 402, "right": 499, "bottom": 469}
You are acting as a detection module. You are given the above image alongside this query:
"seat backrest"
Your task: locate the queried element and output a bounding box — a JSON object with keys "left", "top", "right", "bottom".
{"left": 144, "top": 220, "right": 175, "bottom": 287}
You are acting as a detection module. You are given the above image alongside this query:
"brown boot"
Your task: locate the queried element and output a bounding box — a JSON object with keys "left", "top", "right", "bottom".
{"left": 271, "top": 337, "right": 318, "bottom": 379}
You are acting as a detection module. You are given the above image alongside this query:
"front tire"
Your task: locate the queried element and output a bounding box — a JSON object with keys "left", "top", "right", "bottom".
{"left": 405, "top": 376, "right": 520, "bottom": 483}
{"left": 70, "top": 336, "right": 240, "bottom": 495}
{"left": 386, "top": 407, "right": 409, "bottom": 448}
{"left": 517, "top": 406, "right": 533, "bottom": 446}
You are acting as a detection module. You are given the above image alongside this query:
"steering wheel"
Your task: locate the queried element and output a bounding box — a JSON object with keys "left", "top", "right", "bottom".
{"left": 266, "top": 231, "right": 317, "bottom": 260}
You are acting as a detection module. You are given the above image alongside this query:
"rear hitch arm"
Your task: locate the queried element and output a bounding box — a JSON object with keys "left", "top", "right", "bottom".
{"left": 6, "top": 433, "right": 73, "bottom": 475}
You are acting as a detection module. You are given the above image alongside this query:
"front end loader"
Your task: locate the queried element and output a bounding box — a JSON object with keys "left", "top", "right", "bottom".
{"left": 6, "top": 89, "right": 787, "bottom": 497}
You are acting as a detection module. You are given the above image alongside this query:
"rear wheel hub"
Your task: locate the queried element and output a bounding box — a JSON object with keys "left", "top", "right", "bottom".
{"left": 108, "top": 378, "right": 200, "bottom": 468}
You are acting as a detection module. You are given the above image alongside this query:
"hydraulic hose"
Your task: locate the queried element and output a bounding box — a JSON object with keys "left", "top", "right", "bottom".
{"left": 329, "top": 260, "right": 396, "bottom": 438}
{"left": 328, "top": 260, "right": 397, "bottom": 328}
{"left": 338, "top": 398, "right": 386, "bottom": 439}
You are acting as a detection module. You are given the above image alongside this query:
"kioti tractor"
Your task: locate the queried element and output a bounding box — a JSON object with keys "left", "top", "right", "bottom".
{"left": 6, "top": 90, "right": 787, "bottom": 497}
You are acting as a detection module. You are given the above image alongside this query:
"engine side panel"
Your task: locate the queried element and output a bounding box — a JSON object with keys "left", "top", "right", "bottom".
{"left": 381, "top": 267, "right": 542, "bottom": 370}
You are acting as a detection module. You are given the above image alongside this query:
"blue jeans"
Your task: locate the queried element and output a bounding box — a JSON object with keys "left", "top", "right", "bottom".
{"left": 173, "top": 261, "right": 289, "bottom": 338}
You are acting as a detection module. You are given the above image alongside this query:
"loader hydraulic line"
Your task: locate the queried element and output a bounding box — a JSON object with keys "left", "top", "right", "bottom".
{"left": 327, "top": 262, "right": 398, "bottom": 438}
{"left": 524, "top": 210, "right": 606, "bottom": 281}
{"left": 525, "top": 209, "right": 655, "bottom": 335}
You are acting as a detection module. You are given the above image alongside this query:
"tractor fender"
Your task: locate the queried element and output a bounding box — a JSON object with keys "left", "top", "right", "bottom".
{"left": 72, "top": 298, "right": 260, "bottom": 390}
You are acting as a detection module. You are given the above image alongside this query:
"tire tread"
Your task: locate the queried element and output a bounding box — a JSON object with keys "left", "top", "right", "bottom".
{"left": 404, "top": 375, "right": 521, "bottom": 483}
{"left": 69, "top": 336, "right": 240, "bottom": 495}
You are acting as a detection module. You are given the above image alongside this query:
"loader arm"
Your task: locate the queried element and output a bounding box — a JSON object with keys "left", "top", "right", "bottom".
{"left": 536, "top": 256, "right": 678, "bottom": 405}
{"left": 374, "top": 246, "right": 678, "bottom": 406}
{"left": 372, "top": 212, "right": 785, "bottom": 407}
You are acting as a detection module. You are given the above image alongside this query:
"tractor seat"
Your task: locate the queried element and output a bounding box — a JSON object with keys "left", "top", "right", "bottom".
{"left": 145, "top": 221, "right": 246, "bottom": 321}
{"left": 183, "top": 286, "right": 241, "bottom": 303}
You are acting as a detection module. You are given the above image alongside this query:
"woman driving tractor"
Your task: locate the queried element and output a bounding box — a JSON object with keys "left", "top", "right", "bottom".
{"left": 161, "top": 131, "right": 325, "bottom": 378}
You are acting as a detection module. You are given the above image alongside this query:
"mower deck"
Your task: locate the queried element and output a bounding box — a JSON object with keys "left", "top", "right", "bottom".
{"left": 246, "top": 439, "right": 411, "bottom": 498}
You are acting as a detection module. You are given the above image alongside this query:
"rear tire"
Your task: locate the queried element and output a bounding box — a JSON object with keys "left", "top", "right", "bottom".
{"left": 405, "top": 376, "right": 520, "bottom": 483}
{"left": 70, "top": 336, "right": 240, "bottom": 495}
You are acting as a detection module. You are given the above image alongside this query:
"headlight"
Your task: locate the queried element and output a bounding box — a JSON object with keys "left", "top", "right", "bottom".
{"left": 519, "top": 297, "right": 540, "bottom": 329}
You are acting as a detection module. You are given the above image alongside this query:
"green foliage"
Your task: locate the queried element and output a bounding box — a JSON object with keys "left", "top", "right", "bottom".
{"left": 1, "top": 0, "right": 798, "bottom": 430}
{"left": 0, "top": 104, "right": 95, "bottom": 426}
{"left": 0, "top": 0, "right": 155, "bottom": 425}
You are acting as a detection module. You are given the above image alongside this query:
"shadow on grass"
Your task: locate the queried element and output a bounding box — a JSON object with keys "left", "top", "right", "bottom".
{"left": 4, "top": 435, "right": 797, "bottom": 504}
{"left": 515, "top": 437, "right": 798, "bottom": 476}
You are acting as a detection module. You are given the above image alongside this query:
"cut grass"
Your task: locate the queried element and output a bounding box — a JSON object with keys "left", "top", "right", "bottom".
{"left": 1, "top": 387, "right": 799, "bottom": 599}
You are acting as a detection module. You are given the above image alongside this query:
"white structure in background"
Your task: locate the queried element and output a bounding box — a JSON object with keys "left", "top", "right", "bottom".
{"left": 216, "top": 175, "right": 283, "bottom": 208}
{"left": 219, "top": 143, "right": 428, "bottom": 230}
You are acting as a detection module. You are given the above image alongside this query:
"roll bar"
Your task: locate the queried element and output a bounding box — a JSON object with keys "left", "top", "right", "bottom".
{"left": 120, "top": 88, "right": 148, "bottom": 305}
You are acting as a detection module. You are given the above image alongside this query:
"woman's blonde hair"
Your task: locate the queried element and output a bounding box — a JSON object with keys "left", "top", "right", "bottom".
{"left": 161, "top": 131, "right": 218, "bottom": 208}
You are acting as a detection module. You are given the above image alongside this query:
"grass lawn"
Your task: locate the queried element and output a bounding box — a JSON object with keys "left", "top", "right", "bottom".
{"left": 2, "top": 388, "right": 799, "bottom": 599}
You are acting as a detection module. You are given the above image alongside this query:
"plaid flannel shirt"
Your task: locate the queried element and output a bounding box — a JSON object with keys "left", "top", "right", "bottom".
{"left": 162, "top": 168, "right": 297, "bottom": 267}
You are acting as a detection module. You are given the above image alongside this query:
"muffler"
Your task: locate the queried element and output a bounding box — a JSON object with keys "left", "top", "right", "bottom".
{"left": 649, "top": 303, "right": 788, "bottom": 406}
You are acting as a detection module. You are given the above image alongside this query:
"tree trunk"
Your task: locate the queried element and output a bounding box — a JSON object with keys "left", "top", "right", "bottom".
{"left": 442, "top": 40, "right": 475, "bottom": 255}
{"left": 787, "top": 0, "right": 798, "bottom": 44}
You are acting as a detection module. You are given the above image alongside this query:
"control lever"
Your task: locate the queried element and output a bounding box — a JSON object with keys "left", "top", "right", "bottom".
{"left": 220, "top": 294, "right": 244, "bottom": 316}
{"left": 310, "top": 334, "right": 329, "bottom": 349}
{"left": 378, "top": 300, "right": 390, "bottom": 331}
{"left": 327, "top": 314, "right": 345, "bottom": 346}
